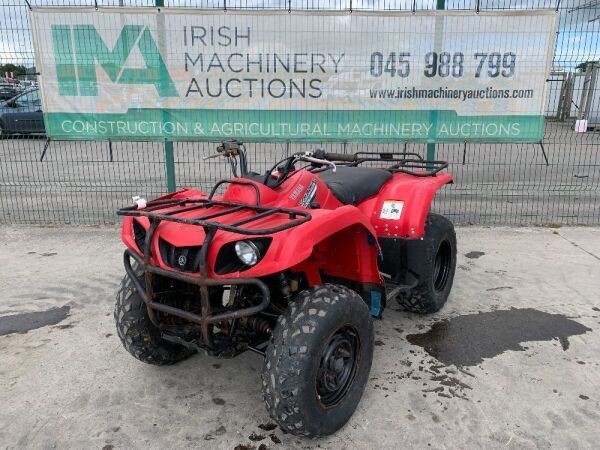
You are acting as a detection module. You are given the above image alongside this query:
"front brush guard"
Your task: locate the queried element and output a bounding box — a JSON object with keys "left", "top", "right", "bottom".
{"left": 124, "top": 248, "right": 270, "bottom": 349}
{"left": 118, "top": 190, "right": 312, "bottom": 350}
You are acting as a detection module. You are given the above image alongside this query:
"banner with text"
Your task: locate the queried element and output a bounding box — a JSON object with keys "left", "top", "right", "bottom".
{"left": 31, "top": 8, "right": 557, "bottom": 142}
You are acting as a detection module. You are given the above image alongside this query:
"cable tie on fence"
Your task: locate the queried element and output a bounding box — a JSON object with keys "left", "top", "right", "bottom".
{"left": 411, "top": 0, "right": 416, "bottom": 14}
{"left": 555, "top": 0, "right": 561, "bottom": 12}
{"left": 223, "top": 0, "right": 226, "bottom": 12}
{"left": 24, "top": 0, "right": 32, "bottom": 10}
{"left": 94, "top": 0, "right": 98, "bottom": 10}
{"left": 288, "top": 0, "right": 291, "bottom": 13}
{"left": 475, "top": 0, "right": 480, "bottom": 14}
{"left": 349, "top": 0, "right": 352, "bottom": 13}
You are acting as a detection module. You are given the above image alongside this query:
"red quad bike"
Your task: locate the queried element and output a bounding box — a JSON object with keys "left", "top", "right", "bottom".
{"left": 115, "top": 140, "right": 456, "bottom": 437}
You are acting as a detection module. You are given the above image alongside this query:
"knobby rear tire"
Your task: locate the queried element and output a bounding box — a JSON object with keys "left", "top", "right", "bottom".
{"left": 396, "top": 213, "right": 457, "bottom": 314}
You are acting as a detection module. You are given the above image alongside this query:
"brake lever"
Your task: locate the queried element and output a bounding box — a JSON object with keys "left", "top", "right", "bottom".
{"left": 299, "top": 156, "right": 337, "bottom": 172}
{"left": 202, "top": 153, "right": 222, "bottom": 161}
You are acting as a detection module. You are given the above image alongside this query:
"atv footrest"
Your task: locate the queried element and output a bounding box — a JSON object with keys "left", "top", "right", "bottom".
{"left": 384, "top": 278, "right": 417, "bottom": 300}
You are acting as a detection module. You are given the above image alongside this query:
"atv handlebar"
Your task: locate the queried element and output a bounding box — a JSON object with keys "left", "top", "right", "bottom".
{"left": 204, "top": 139, "right": 250, "bottom": 178}
{"left": 313, "top": 149, "right": 356, "bottom": 163}
{"left": 325, "top": 152, "right": 356, "bottom": 162}
{"left": 300, "top": 155, "right": 337, "bottom": 172}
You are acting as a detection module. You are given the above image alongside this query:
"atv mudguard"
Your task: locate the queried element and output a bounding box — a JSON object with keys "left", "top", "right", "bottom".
{"left": 238, "top": 205, "right": 383, "bottom": 286}
{"left": 358, "top": 172, "right": 453, "bottom": 239}
{"left": 276, "top": 206, "right": 385, "bottom": 315}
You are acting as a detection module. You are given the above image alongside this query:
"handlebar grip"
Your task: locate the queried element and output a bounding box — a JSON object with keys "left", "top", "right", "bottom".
{"left": 323, "top": 152, "right": 356, "bottom": 162}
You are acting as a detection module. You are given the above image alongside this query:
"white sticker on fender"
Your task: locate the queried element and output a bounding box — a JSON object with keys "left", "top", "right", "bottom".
{"left": 380, "top": 201, "right": 404, "bottom": 220}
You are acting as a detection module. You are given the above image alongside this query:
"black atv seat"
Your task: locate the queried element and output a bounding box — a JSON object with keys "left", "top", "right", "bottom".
{"left": 319, "top": 166, "right": 393, "bottom": 205}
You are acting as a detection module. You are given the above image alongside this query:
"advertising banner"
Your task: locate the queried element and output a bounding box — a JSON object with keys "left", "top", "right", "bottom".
{"left": 31, "top": 8, "right": 557, "bottom": 142}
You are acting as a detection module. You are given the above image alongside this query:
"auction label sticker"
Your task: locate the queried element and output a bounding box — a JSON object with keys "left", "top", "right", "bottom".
{"left": 30, "top": 8, "right": 557, "bottom": 142}
{"left": 380, "top": 201, "right": 404, "bottom": 220}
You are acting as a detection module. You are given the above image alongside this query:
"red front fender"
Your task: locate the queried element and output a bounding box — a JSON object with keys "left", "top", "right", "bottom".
{"left": 223, "top": 205, "right": 382, "bottom": 285}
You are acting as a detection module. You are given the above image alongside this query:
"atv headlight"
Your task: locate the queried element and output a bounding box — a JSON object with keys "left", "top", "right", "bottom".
{"left": 215, "top": 238, "right": 272, "bottom": 275}
{"left": 234, "top": 240, "right": 260, "bottom": 266}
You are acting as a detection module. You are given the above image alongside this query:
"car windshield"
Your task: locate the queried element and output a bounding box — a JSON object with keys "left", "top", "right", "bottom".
{"left": 13, "top": 90, "right": 40, "bottom": 108}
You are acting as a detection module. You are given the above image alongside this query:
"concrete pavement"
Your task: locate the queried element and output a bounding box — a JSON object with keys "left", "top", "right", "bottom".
{"left": 0, "top": 225, "right": 599, "bottom": 449}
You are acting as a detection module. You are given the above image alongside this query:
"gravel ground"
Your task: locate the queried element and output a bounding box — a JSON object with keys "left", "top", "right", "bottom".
{"left": 0, "top": 225, "right": 599, "bottom": 449}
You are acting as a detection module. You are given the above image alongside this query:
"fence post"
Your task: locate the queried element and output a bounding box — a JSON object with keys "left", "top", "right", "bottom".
{"left": 164, "top": 142, "right": 176, "bottom": 192}
{"left": 155, "top": 0, "right": 176, "bottom": 192}
{"left": 427, "top": 0, "right": 445, "bottom": 163}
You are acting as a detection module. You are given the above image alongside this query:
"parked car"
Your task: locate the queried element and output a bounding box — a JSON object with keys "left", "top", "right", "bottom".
{"left": 17, "top": 80, "right": 36, "bottom": 91}
{"left": 0, "top": 88, "right": 44, "bottom": 136}
{"left": 0, "top": 84, "right": 18, "bottom": 101}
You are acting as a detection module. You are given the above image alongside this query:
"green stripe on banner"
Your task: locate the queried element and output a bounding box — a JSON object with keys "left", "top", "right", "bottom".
{"left": 43, "top": 109, "right": 545, "bottom": 143}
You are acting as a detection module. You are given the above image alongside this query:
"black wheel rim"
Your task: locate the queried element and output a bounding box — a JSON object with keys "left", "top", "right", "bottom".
{"left": 433, "top": 240, "right": 452, "bottom": 292}
{"left": 316, "top": 325, "right": 360, "bottom": 407}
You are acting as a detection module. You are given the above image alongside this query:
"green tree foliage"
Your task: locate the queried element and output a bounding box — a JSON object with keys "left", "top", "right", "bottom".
{"left": 0, "top": 63, "right": 31, "bottom": 77}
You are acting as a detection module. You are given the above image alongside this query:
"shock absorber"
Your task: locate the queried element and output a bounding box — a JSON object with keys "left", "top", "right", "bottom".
{"left": 278, "top": 272, "right": 292, "bottom": 301}
{"left": 246, "top": 317, "right": 272, "bottom": 335}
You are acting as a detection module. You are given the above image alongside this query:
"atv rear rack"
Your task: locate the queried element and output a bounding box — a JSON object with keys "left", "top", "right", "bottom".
{"left": 348, "top": 152, "right": 448, "bottom": 177}
{"left": 117, "top": 195, "right": 311, "bottom": 351}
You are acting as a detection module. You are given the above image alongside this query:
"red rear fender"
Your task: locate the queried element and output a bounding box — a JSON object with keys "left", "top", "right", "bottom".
{"left": 358, "top": 172, "right": 452, "bottom": 239}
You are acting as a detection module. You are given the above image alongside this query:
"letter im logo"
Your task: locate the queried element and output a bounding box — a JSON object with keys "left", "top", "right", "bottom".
{"left": 51, "top": 24, "right": 178, "bottom": 97}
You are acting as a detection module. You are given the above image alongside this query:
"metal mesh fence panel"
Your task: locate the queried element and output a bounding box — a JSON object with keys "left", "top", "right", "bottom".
{"left": 0, "top": 0, "right": 599, "bottom": 225}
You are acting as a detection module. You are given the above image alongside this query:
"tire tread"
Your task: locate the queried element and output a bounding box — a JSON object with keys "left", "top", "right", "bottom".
{"left": 262, "top": 284, "right": 373, "bottom": 437}
{"left": 114, "top": 273, "right": 194, "bottom": 365}
{"left": 396, "top": 213, "right": 457, "bottom": 314}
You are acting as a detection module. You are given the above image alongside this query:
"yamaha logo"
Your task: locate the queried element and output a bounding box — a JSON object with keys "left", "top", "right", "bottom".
{"left": 177, "top": 254, "right": 187, "bottom": 267}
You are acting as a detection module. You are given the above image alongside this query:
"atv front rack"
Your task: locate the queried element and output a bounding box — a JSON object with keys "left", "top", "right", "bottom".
{"left": 117, "top": 191, "right": 311, "bottom": 236}
{"left": 348, "top": 152, "right": 448, "bottom": 177}
{"left": 117, "top": 196, "right": 311, "bottom": 351}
